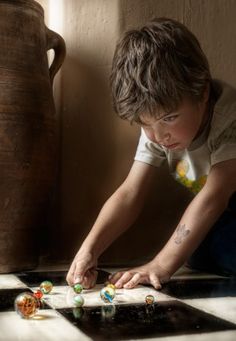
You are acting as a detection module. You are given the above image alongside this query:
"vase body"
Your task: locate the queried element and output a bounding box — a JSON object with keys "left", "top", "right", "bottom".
{"left": 0, "top": 0, "right": 65, "bottom": 272}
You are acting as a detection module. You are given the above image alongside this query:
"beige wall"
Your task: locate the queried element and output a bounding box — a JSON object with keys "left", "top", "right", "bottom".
{"left": 37, "top": 0, "right": 236, "bottom": 266}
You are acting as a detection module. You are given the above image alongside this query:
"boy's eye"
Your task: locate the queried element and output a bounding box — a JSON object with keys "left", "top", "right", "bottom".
{"left": 163, "top": 115, "right": 178, "bottom": 122}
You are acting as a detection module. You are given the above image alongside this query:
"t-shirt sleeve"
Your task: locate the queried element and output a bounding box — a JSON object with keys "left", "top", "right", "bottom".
{"left": 210, "top": 120, "right": 236, "bottom": 165}
{"left": 134, "top": 128, "right": 166, "bottom": 167}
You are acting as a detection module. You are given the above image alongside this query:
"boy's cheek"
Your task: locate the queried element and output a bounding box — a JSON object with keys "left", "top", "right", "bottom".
{"left": 143, "top": 130, "right": 156, "bottom": 143}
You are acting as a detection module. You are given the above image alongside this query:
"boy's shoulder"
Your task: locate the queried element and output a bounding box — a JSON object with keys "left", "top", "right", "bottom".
{"left": 208, "top": 80, "right": 236, "bottom": 151}
{"left": 210, "top": 79, "right": 236, "bottom": 131}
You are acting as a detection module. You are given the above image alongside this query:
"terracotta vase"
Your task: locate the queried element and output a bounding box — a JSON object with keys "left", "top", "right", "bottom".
{"left": 0, "top": 0, "right": 66, "bottom": 272}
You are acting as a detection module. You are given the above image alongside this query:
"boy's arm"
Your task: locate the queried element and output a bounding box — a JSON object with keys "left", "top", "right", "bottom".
{"left": 155, "top": 158, "right": 236, "bottom": 275}
{"left": 110, "top": 158, "right": 236, "bottom": 289}
{"left": 66, "top": 161, "right": 157, "bottom": 285}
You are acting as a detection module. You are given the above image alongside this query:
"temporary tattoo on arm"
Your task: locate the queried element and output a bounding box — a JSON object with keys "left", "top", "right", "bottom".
{"left": 174, "top": 224, "right": 190, "bottom": 244}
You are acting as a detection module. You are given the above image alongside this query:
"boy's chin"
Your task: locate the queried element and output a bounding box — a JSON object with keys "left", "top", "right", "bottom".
{"left": 172, "top": 144, "right": 187, "bottom": 151}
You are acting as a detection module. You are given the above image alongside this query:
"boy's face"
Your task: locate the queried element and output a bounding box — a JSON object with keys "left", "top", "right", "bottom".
{"left": 140, "top": 96, "right": 209, "bottom": 150}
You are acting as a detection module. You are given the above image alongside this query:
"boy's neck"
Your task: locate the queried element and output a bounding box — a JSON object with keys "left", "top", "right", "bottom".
{"left": 194, "top": 92, "right": 215, "bottom": 141}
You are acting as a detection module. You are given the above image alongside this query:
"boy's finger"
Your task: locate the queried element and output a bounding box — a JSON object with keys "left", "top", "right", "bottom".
{"left": 82, "top": 275, "right": 91, "bottom": 289}
{"left": 85, "top": 269, "right": 98, "bottom": 288}
{"left": 66, "top": 263, "right": 76, "bottom": 286}
{"left": 123, "top": 273, "right": 141, "bottom": 288}
{"left": 115, "top": 271, "right": 134, "bottom": 288}
{"left": 150, "top": 274, "right": 162, "bottom": 290}
{"left": 73, "top": 267, "right": 86, "bottom": 284}
{"left": 109, "top": 271, "right": 124, "bottom": 284}
{"left": 74, "top": 275, "right": 83, "bottom": 284}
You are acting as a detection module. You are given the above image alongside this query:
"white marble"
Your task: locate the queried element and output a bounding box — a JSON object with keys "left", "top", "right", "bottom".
{"left": 36, "top": 283, "right": 173, "bottom": 309}
{"left": 171, "top": 273, "right": 226, "bottom": 280}
{"left": 141, "top": 330, "right": 236, "bottom": 341}
{"left": 0, "top": 310, "right": 90, "bottom": 341}
{"left": 182, "top": 297, "right": 236, "bottom": 325}
{"left": 171, "top": 266, "right": 226, "bottom": 280}
{"left": 0, "top": 274, "right": 27, "bottom": 289}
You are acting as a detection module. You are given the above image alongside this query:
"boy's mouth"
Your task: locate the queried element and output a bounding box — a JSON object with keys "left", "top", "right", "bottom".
{"left": 163, "top": 143, "right": 179, "bottom": 149}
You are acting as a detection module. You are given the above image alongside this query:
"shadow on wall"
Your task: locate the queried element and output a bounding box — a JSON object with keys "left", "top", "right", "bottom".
{"left": 49, "top": 54, "right": 128, "bottom": 262}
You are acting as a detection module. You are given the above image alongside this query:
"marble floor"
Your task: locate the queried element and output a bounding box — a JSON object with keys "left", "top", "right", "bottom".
{"left": 0, "top": 266, "right": 235, "bottom": 341}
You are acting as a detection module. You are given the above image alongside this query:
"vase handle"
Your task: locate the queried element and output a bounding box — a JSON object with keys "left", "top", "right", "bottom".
{"left": 46, "top": 27, "right": 66, "bottom": 85}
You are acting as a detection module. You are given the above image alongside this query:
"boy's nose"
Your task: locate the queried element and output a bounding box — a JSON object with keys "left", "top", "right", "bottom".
{"left": 154, "top": 131, "right": 171, "bottom": 145}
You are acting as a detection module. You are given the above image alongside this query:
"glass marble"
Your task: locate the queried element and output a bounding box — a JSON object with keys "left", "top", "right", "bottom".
{"left": 33, "top": 289, "right": 43, "bottom": 299}
{"left": 40, "top": 280, "right": 53, "bottom": 294}
{"left": 145, "top": 294, "right": 155, "bottom": 305}
{"left": 74, "top": 294, "right": 85, "bottom": 307}
{"left": 73, "top": 307, "right": 84, "bottom": 319}
{"left": 73, "top": 283, "right": 83, "bottom": 294}
{"left": 106, "top": 283, "right": 116, "bottom": 291}
{"left": 100, "top": 286, "right": 115, "bottom": 303}
{"left": 14, "top": 292, "right": 38, "bottom": 319}
{"left": 101, "top": 305, "right": 116, "bottom": 320}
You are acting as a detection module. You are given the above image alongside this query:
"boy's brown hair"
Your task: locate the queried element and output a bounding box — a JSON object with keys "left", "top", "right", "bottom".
{"left": 110, "top": 17, "right": 212, "bottom": 124}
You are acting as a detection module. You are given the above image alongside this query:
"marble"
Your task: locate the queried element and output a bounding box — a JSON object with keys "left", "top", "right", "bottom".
{"left": 100, "top": 286, "right": 116, "bottom": 303}
{"left": 40, "top": 284, "right": 169, "bottom": 309}
{"left": 40, "top": 281, "right": 53, "bottom": 294}
{"left": 14, "top": 292, "right": 39, "bottom": 319}
{"left": 73, "top": 283, "right": 83, "bottom": 294}
{"left": 74, "top": 294, "right": 84, "bottom": 307}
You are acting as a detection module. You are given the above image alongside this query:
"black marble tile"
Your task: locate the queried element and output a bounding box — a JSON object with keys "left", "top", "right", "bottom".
{"left": 16, "top": 269, "right": 110, "bottom": 287}
{"left": 58, "top": 300, "right": 236, "bottom": 340}
{"left": 161, "top": 277, "right": 236, "bottom": 299}
{"left": 0, "top": 288, "right": 28, "bottom": 312}
{"left": 0, "top": 288, "right": 50, "bottom": 312}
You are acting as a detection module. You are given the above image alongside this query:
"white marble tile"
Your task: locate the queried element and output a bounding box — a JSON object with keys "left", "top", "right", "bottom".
{"left": 171, "top": 266, "right": 226, "bottom": 280}
{"left": 0, "top": 310, "right": 90, "bottom": 341}
{"left": 0, "top": 274, "right": 27, "bottom": 289}
{"left": 172, "top": 274, "right": 226, "bottom": 280}
{"left": 35, "top": 284, "right": 172, "bottom": 309}
{"left": 142, "top": 330, "right": 236, "bottom": 341}
{"left": 182, "top": 297, "right": 236, "bottom": 325}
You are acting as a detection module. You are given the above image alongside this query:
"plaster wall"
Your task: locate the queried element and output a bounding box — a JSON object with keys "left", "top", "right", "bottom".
{"left": 38, "top": 0, "right": 236, "bottom": 266}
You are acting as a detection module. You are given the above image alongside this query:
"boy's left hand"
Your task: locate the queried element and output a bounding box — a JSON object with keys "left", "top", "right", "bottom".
{"left": 108, "top": 260, "right": 171, "bottom": 290}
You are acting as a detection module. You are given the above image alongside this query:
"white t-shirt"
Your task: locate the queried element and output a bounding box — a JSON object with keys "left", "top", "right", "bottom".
{"left": 134, "top": 80, "right": 236, "bottom": 194}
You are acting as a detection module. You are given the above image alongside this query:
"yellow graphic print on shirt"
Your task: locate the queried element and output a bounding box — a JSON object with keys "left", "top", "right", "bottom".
{"left": 175, "top": 160, "right": 207, "bottom": 194}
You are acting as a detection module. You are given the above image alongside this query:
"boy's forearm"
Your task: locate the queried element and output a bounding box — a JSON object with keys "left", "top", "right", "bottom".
{"left": 79, "top": 187, "right": 145, "bottom": 258}
{"left": 153, "top": 187, "right": 229, "bottom": 276}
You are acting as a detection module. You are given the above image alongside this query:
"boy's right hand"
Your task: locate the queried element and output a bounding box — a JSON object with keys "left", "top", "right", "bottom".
{"left": 66, "top": 250, "right": 98, "bottom": 289}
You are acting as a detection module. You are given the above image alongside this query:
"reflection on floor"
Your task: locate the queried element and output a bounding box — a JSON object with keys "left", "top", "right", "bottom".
{"left": 0, "top": 266, "right": 236, "bottom": 341}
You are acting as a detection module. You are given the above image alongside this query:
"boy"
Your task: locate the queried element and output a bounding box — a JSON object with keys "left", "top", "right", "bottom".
{"left": 66, "top": 18, "right": 236, "bottom": 290}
